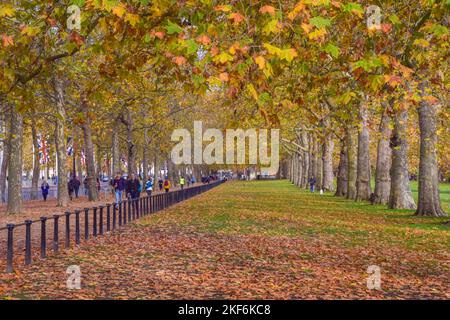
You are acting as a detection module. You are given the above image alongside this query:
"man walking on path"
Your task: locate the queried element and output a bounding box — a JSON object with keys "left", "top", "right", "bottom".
{"left": 68, "top": 178, "right": 75, "bottom": 200}
{"left": 126, "top": 174, "right": 140, "bottom": 199}
{"left": 73, "top": 176, "right": 81, "bottom": 198}
{"left": 145, "top": 177, "right": 153, "bottom": 197}
{"left": 158, "top": 177, "right": 163, "bottom": 191}
{"left": 179, "top": 176, "right": 185, "bottom": 190}
{"left": 41, "top": 180, "right": 50, "bottom": 201}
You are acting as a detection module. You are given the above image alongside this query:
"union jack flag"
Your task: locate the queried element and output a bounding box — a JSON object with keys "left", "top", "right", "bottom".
{"left": 37, "top": 134, "right": 50, "bottom": 164}
{"left": 67, "top": 136, "right": 73, "bottom": 156}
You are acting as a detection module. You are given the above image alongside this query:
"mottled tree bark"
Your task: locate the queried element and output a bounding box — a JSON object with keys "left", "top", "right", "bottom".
{"left": 81, "top": 94, "right": 99, "bottom": 201}
{"left": 322, "top": 137, "right": 334, "bottom": 191}
{"left": 122, "top": 108, "right": 136, "bottom": 176}
{"left": 415, "top": 82, "right": 446, "bottom": 216}
{"left": 356, "top": 103, "right": 371, "bottom": 201}
{"left": 0, "top": 108, "right": 10, "bottom": 204}
{"left": 335, "top": 138, "right": 348, "bottom": 197}
{"left": 52, "top": 73, "right": 69, "bottom": 207}
{"left": 388, "top": 109, "right": 416, "bottom": 210}
{"left": 373, "top": 106, "right": 392, "bottom": 205}
{"left": 31, "top": 119, "right": 40, "bottom": 200}
{"left": 301, "top": 132, "right": 309, "bottom": 188}
{"left": 346, "top": 126, "right": 358, "bottom": 200}
{"left": 6, "top": 108, "right": 23, "bottom": 214}
{"left": 142, "top": 128, "right": 149, "bottom": 179}
{"left": 112, "top": 118, "right": 121, "bottom": 175}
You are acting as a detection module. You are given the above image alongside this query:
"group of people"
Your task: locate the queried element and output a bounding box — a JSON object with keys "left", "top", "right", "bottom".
{"left": 111, "top": 174, "right": 196, "bottom": 205}
{"left": 40, "top": 172, "right": 199, "bottom": 203}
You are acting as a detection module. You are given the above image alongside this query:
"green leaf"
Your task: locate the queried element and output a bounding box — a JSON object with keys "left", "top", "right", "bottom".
{"left": 323, "top": 43, "right": 339, "bottom": 58}
{"left": 165, "top": 20, "right": 183, "bottom": 34}
{"left": 309, "top": 16, "right": 331, "bottom": 29}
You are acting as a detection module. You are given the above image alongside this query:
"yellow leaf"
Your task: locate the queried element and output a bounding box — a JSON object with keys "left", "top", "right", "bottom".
{"left": 213, "top": 52, "right": 234, "bottom": 64}
{"left": 0, "top": 5, "right": 15, "bottom": 18}
{"left": 246, "top": 84, "right": 259, "bottom": 101}
{"left": 125, "top": 13, "right": 139, "bottom": 27}
{"left": 21, "top": 26, "right": 41, "bottom": 37}
{"left": 112, "top": 3, "right": 126, "bottom": 18}
{"left": 288, "top": 1, "right": 306, "bottom": 21}
{"left": 254, "top": 56, "right": 266, "bottom": 69}
{"left": 413, "top": 39, "right": 429, "bottom": 48}
{"left": 308, "top": 27, "right": 327, "bottom": 42}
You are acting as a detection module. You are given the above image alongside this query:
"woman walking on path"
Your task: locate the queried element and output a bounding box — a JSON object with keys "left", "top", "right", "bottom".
{"left": 163, "top": 178, "right": 171, "bottom": 193}
{"left": 113, "top": 173, "right": 125, "bottom": 205}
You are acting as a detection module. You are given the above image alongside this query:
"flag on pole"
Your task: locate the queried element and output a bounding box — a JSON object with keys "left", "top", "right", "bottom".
{"left": 67, "top": 136, "right": 74, "bottom": 156}
{"left": 37, "top": 134, "right": 50, "bottom": 164}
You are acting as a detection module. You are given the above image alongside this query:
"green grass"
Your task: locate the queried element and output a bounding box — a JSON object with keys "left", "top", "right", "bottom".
{"left": 140, "top": 180, "right": 449, "bottom": 252}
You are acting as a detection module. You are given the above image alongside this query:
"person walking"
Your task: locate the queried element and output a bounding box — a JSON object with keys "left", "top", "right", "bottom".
{"left": 136, "top": 177, "right": 142, "bottom": 198}
{"left": 308, "top": 176, "right": 316, "bottom": 193}
{"left": 73, "top": 176, "right": 81, "bottom": 198}
{"left": 83, "top": 177, "right": 89, "bottom": 195}
{"left": 41, "top": 180, "right": 50, "bottom": 201}
{"left": 126, "top": 174, "right": 140, "bottom": 199}
{"left": 112, "top": 173, "right": 125, "bottom": 205}
{"left": 158, "top": 177, "right": 163, "bottom": 191}
{"left": 163, "top": 177, "right": 171, "bottom": 193}
{"left": 179, "top": 176, "right": 185, "bottom": 190}
{"left": 145, "top": 177, "right": 154, "bottom": 197}
{"left": 68, "top": 178, "right": 75, "bottom": 200}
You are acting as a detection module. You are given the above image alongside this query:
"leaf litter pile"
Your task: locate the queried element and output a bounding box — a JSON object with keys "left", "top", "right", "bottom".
{"left": 0, "top": 180, "right": 448, "bottom": 299}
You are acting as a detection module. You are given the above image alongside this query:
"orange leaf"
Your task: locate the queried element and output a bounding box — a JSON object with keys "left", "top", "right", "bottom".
{"left": 196, "top": 34, "right": 211, "bottom": 45}
{"left": 1, "top": 34, "right": 14, "bottom": 47}
{"left": 228, "top": 12, "right": 245, "bottom": 24}
{"left": 219, "top": 72, "right": 229, "bottom": 82}
{"left": 259, "top": 5, "right": 276, "bottom": 15}
{"left": 173, "top": 56, "right": 187, "bottom": 66}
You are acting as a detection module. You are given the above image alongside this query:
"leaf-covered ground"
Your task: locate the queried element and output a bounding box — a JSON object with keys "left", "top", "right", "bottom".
{"left": 0, "top": 180, "right": 448, "bottom": 299}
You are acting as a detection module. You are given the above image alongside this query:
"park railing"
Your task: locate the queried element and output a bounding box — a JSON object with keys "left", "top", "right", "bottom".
{"left": 0, "top": 180, "right": 225, "bottom": 273}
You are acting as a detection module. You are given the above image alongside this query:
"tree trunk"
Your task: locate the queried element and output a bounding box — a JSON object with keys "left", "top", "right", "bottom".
{"left": 356, "top": 102, "right": 371, "bottom": 201}
{"left": 322, "top": 137, "right": 334, "bottom": 191}
{"left": 81, "top": 94, "right": 99, "bottom": 201}
{"left": 143, "top": 128, "right": 149, "bottom": 179}
{"left": 388, "top": 109, "right": 416, "bottom": 210}
{"left": 31, "top": 119, "right": 40, "bottom": 200}
{"left": 373, "top": 105, "right": 392, "bottom": 204}
{"left": 346, "top": 126, "right": 358, "bottom": 199}
{"left": 0, "top": 107, "right": 10, "bottom": 204}
{"left": 301, "top": 132, "right": 309, "bottom": 188}
{"left": 123, "top": 109, "right": 136, "bottom": 176}
{"left": 415, "top": 82, "right": 446, "bottom": 216}
{"left": 112, "top": 118, "right": 121, "bottom": 175}
{"left": 335, "top": 138, "right": 348, "bottom": 197}
{"left": 6, "top": 108, "right": 23, "bottom": 214}
{"left": 53, "top": 73, "right": 69, "bottom": 207}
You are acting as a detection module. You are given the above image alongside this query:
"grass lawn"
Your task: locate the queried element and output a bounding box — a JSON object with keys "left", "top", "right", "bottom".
{"left": 1, "top": 180, "right": 448, "bottom": 299}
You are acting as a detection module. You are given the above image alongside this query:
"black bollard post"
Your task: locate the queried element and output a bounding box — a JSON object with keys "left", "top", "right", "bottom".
{"left": 6, "top": 224, "right": 15, "bottom": 273}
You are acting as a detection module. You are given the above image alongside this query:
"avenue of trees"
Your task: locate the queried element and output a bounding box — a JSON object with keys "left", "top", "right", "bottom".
{"left": 0, "top": 0, "right": 448, "bottom": 217}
